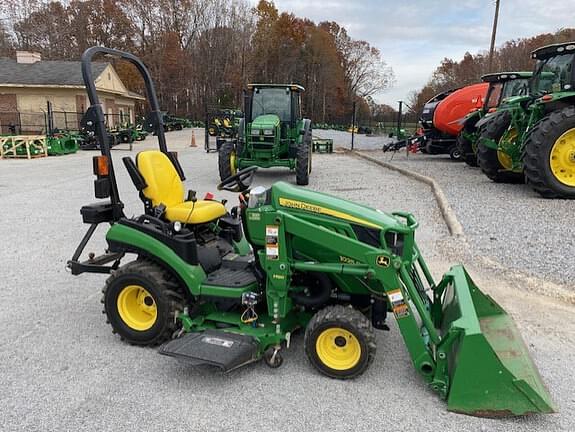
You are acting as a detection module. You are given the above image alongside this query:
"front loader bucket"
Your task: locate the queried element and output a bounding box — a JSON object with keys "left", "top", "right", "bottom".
{"left": 439, "top": 265, "right": 556, "bottom": 416}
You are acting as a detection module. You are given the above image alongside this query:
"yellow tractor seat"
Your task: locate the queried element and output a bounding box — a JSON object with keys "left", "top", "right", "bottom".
{"left": 165, "top": 201, "right": 226, "bottom": 224}
{"left": 136, "top": 150, "right": 226, "bottom": 224}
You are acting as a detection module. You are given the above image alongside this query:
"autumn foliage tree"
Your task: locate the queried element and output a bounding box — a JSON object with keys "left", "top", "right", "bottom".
{"left": 0, "top": 0, "right": 394, "bottom": 123}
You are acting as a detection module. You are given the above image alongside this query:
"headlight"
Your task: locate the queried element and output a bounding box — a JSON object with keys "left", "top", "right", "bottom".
{"left": 251, "top": 128, "right": 261, "bottom": 136}
{"left": 248, "top": 186, "right": 268, "bottom": 208}
{"left": 263, "top": 129, "right": 274, "bottom": 136}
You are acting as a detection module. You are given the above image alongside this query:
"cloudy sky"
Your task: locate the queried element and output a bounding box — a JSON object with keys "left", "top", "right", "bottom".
{"left": 261, "top": 0, "right": 574, "bottom": 107}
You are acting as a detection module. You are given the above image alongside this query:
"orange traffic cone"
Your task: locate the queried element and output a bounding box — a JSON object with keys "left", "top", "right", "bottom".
{"left": 190, "top": 130, "right": 197, "bottom": 147}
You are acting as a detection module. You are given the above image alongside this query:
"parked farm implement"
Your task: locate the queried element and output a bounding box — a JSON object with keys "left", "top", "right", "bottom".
{"left": 457, "top": 72, "right": 531, "bottom": 167}
{"left": 68, "top": 46, "right": 555, "bottom": 417}
{"left": 218, "top": 84, "right": 312, "bottom": 185}
{"left": 477, "top": 41, "right": 575, "bottom": 198}
{"left": 0, "top": 102, "right": 81, "bottom": 157}
{"left": 418, "top": 84, "right": 489, "bottom": 160}
{"left": 205, "top": 108, "right": 243, "bottom": 153}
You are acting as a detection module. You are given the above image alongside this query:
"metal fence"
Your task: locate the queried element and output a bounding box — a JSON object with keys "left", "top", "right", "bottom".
{"left": 0, "top": 111, "right": 47, "bottom": 135}
{"left": 0, "top": 109, "right": 140, "bottom": 136}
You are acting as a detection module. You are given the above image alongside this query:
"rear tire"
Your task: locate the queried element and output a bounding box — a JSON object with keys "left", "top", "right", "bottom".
{"left": 102, "top": 260, "right": 184, "bottom": 346}
{"left": 477, "top": 111, "right": 524, "bottom": 183}
{"left": 523, "top": 107, "right": 575, "bottom": 199}
{"left": 304, "top": 305, "right": 376, "bottom": 379}
{"left": 457, "top": 130, "right": 478, "bottom": 166}
{"left": 296, "top": 139, "right": 311, "bottom": 185}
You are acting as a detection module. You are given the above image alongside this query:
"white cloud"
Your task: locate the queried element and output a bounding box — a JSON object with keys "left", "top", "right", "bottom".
{"left": 253, "top": 0, "right": 575, "bottom": 105}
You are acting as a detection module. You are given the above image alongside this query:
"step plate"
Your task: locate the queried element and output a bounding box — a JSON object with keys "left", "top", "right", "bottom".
{"left": 159, "top": 330, "right": 259, "bottom": 372}
{"left": 203, "top": 267, "right": 257, "bottom": 288}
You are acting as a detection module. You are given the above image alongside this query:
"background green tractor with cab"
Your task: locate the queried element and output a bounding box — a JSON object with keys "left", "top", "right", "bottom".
{"left": 457, "top": 71, "right": 531, "bottom": 167}
{"left": 218, "top": 84, "right": 312, "bottom": 186}
{"left": 69, "top": 47, "right": 555, "bottom": 418}
{"left": 477, "top": 41, "right": 575, "bottom": 197}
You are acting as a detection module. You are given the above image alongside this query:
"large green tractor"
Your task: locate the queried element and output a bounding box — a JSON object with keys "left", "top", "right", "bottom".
{"left": 218, "top": 84, "right": 312, "bottom": 186}
{"left": 457, "top": 72, "right": 531, "bottom": 167}
{"left": 477, "top": 42, "right": 575, "bottom": 196}
{"left": 69, "top": 47, "right": 555, "bottom": 417}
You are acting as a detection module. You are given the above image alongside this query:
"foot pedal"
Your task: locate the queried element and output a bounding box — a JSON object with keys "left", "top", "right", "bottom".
{"left": 159, "top": 330, "right": 259, "bottom": 372}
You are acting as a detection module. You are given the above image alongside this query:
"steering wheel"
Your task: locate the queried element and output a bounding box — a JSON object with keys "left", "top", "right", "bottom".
{"left": 217, "top": 166, "right": 258, "bottom": 192}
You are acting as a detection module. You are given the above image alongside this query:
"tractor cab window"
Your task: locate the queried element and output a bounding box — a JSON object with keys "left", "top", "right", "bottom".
{"left": 486, "top": 83, "right": 503, "bottom": 108}
{"left": 532, "top": 54, "right": 575, "bottom": 95}
{"left": 501, "top": 79, "right": 530, "bottom": 100}
{"left": 252, "top": 87, "right": 292, "bottom": 122}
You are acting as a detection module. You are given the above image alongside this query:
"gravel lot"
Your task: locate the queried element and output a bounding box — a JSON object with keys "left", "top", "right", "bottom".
{"left": 363, "top": 149, "right": 575, "bottom": 290}
{"left": 313, "top": 129, "right": 393, "bottom": 150}
{"left": 1, "top": 128, "right": 574, "bottom": 431}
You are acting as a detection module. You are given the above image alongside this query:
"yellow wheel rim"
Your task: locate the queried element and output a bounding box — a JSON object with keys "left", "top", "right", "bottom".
{"left": 550, "top": 128, "right": 575, "bottom": 187}
{"left": 315, "top": 327, "right": 361, "bottom": 371}
{"left": 230, "top": 151, "right": 237, "bottom": 175}
{"left": 497, "top": 150, "right": 513, "bottom": 169}
{"left": 497, "top": 128, "right": 517, "bottom": 169}
{"left": 116, "top": 285, "right": 157, "bottom": 331}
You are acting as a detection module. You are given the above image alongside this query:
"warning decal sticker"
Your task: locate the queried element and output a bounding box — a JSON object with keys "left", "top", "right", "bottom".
{"left": 388, "top": 289, "right": 409, "bottom": 319}
{"left": 266, "top": 225, "right": 279, "bottom": 260}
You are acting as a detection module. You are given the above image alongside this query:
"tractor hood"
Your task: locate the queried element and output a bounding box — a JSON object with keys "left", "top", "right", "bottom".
{"left": 270, "top": 181, "right": 410, "bottom": 233}
{"left": 252, "top": 114, "right": 280, "bottom": 130}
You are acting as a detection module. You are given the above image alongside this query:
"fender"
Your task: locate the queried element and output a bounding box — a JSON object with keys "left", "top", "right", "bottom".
{"left": 106, "top": 222, "right": 206, "bottom": 296}
{"left": 475, "top": 111, "right": 499, "bottom": 130}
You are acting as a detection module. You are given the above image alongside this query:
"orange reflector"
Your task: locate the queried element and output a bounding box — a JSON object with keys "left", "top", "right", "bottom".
{"left": 541, "top": 95, "right": 553, "bottom": 102}
{"left": 93, "top": 155, "right": 109, "bottom": 176}
{"left": 488, "top": 108, "right": 497, "bottom": 113}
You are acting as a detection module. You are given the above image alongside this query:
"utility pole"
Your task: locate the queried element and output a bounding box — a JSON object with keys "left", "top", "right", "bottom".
{"left": 397, "top": 101, "right": 403, "bottom": 139}
{"left": 351, "top": 101, "right": 356, "bottom": 150}
{"left": 488, "top": 0, "right": 501, "bottom": 72}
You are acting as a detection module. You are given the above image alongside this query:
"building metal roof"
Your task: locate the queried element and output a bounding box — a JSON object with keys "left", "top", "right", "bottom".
{"left": 0, "top": 58, "right": 144, "bottom": 99}
{"left": 0, "top": 58, "right": 108, "bottom": 86}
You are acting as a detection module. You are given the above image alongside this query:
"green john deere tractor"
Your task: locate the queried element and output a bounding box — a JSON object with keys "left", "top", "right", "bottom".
{"left": 477, "top": 41, "right": 575, "bottom": 196}
{"left": 69, "top": 47, "right": 555, "bottom": 417}
{"left": 218, "top": 84, "right": 312, "bottom": 186}
{"left": 457, "top": 72, "right": 531, "bottom": 167}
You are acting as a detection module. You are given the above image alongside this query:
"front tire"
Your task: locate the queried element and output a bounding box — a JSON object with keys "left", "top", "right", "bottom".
{"left": 218, "top": 141, "right": 248, "bottom": 190}
{"left": 477, "top": 111, "right": 524, "bottom": 183}
{"left": 218, "top": 141, "right": 237, "bottom": 182}
{"left": 523, "top": 107, "right": 575, "bottom": 199}
{"left": 296, "top": 138, "right": 311, "bottom": 185}
{"left": 449, "top": 145, "right": 462, "bottom": 161}
{"left": 457, "top": 130, "right": 478, "bottom": 166}
{"left": 304, "top": 305, "right": 376, "bottom": 379}
{"left": 102, "top": 260, "right": 184, "bottom": 346}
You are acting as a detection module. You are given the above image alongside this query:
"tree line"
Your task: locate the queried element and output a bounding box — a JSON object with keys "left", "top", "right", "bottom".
{"left": 0, "top": 0, "right": 394, "bottom": 124}
{"left": 408, "top": 28, "right": 575, "bottom": 115}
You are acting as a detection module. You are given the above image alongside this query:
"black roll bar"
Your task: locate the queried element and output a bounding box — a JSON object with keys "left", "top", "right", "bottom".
{"left": 80, "top": 46, "right": 168, "bottom": 209}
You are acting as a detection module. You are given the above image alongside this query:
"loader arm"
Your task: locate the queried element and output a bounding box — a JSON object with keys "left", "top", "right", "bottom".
{"left": 262, "top": 209, "right": 439, "bottom": 385}
{"left": 249, "top": 196, "right": 555, "bottom": 416}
